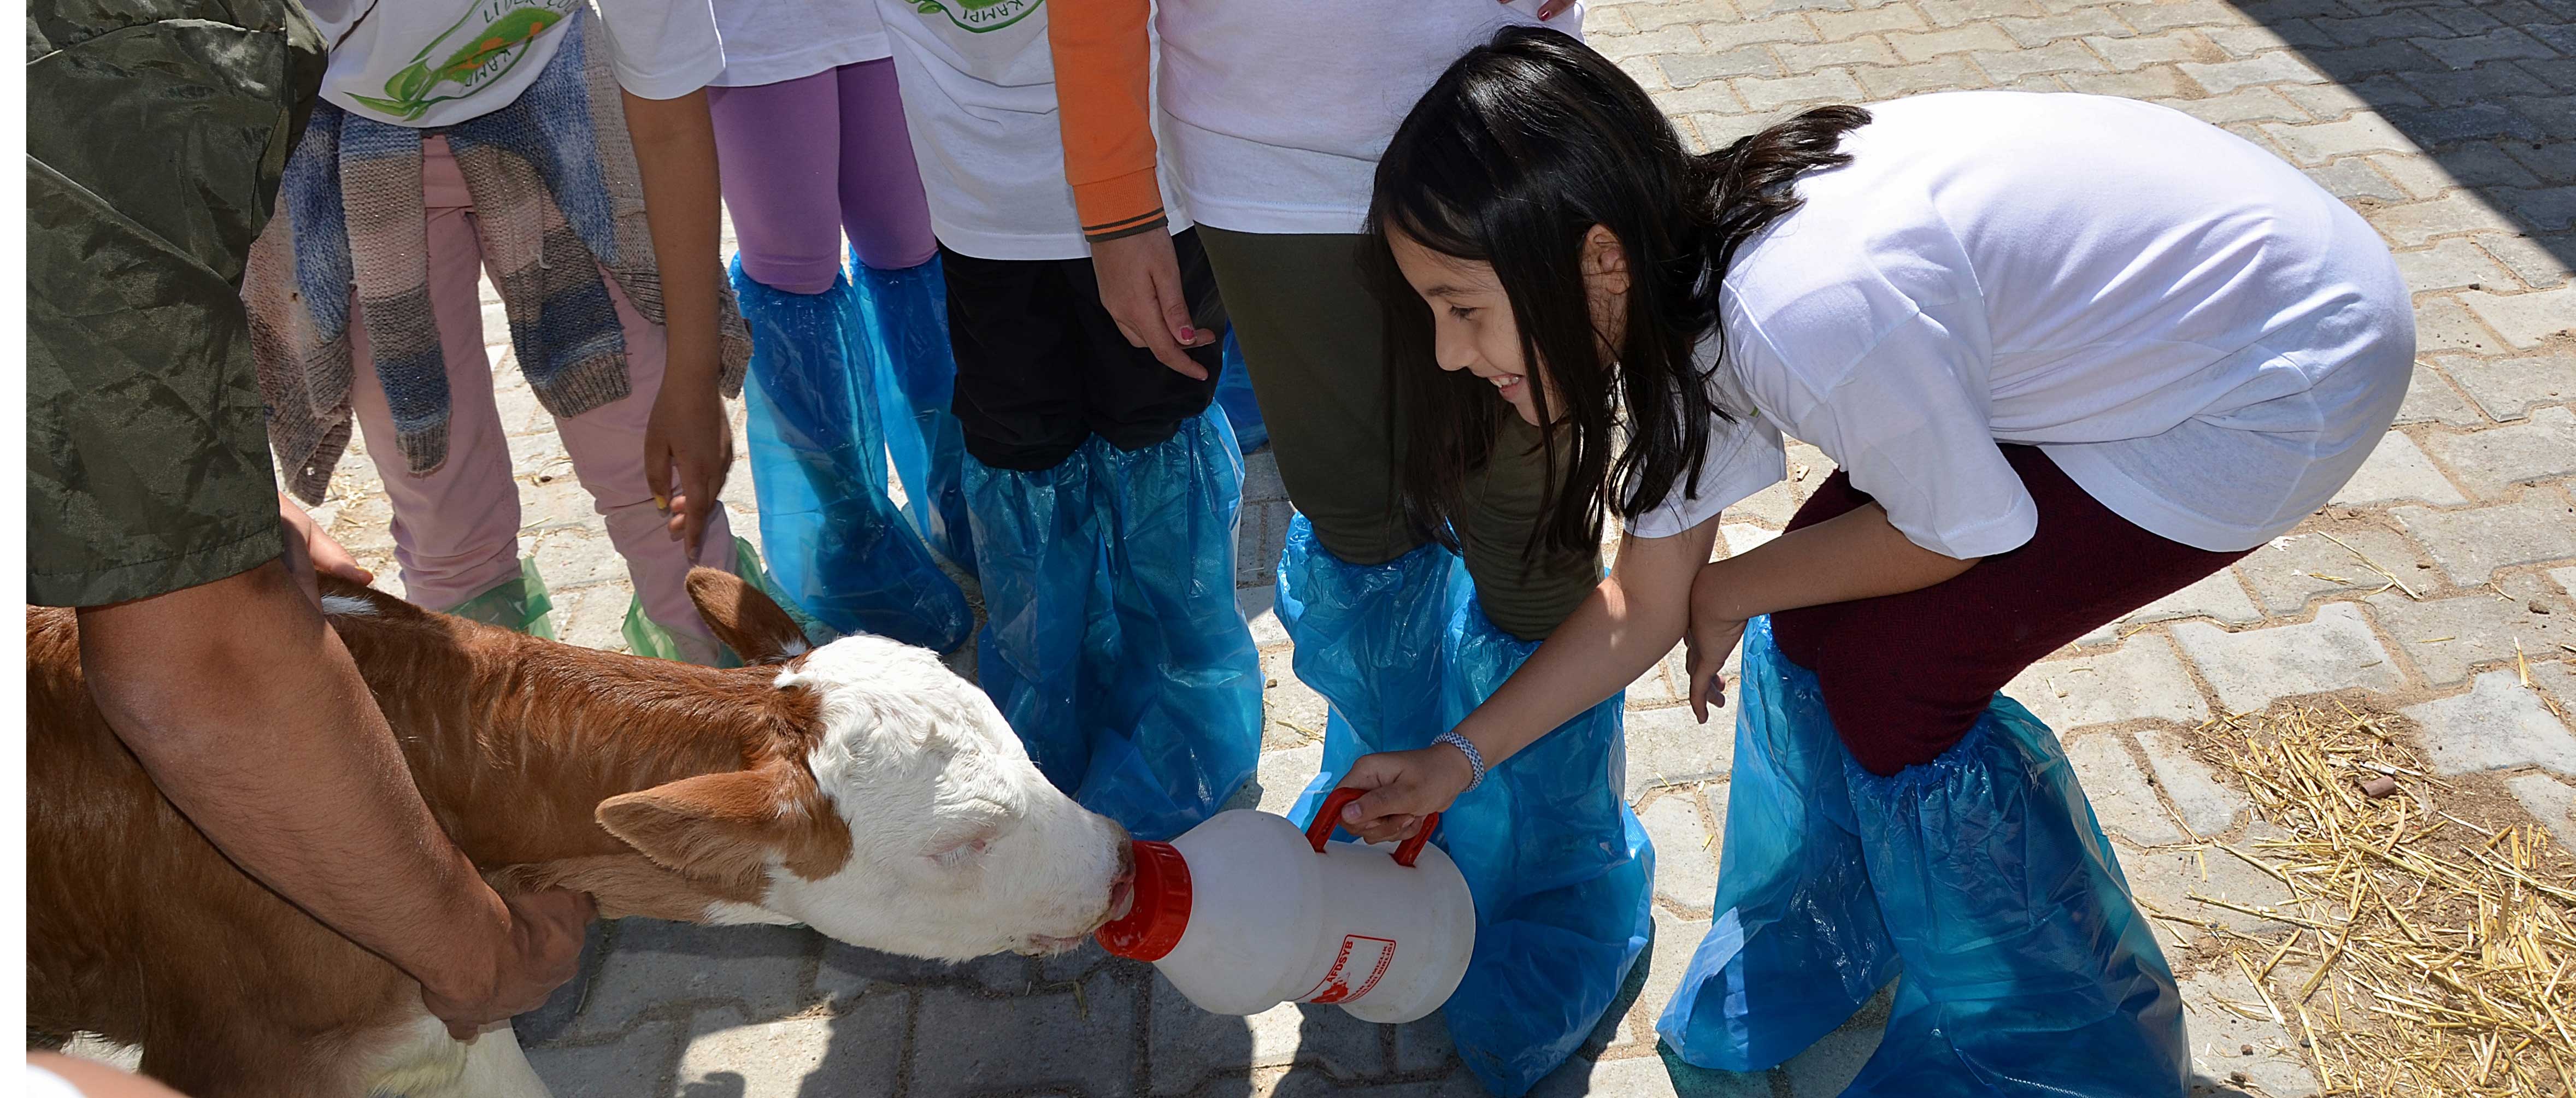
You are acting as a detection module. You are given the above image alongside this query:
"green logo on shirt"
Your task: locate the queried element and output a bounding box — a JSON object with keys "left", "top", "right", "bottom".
{"left": 346, "top": 0, "right": 582, "bottom": 120}
{"left": 913, "top": 0, "right": 1041, "bottom": 33}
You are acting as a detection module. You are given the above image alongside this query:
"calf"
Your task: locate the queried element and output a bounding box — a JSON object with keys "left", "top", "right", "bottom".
{"left": 27, "top": 570, "right": 1134, "bottom": 1097}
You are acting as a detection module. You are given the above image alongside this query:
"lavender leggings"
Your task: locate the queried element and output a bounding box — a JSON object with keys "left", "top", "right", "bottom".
{"left": 708, "top": 59, "right": 936, "bottom": 293}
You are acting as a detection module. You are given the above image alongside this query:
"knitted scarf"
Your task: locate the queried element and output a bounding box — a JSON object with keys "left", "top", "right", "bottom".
{"left": 247, "top": 8, "right": 750, "bottom": 504}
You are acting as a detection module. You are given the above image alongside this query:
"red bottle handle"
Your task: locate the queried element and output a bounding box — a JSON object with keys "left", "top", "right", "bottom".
{"left": 1308, "top": 787, "right": 1438, "bottom": 867}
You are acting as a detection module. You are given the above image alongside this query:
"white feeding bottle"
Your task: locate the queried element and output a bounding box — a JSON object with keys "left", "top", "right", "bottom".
{"left": 1096, "top": 788, "right": 1477, "bottom": 1023}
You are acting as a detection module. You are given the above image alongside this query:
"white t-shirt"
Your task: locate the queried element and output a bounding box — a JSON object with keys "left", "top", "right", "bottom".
{"left": 1154, "top": 0, "right": 1581, "bottom": 235}
{"left": 711, "top": 0, "right": 890, "bottom": 87}
{"left": 874, "top": 0, "right": 1187, "bottom": 261}
{"left": 307, "top": 0, "right": 724, "bottom": 127}
{"left": 1629, "top": 92, "right": 2413, "bottom": 556}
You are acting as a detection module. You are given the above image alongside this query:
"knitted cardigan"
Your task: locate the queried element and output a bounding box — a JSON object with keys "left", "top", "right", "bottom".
{"left": 246, "top": 8, "right": 750, "bottom": 504}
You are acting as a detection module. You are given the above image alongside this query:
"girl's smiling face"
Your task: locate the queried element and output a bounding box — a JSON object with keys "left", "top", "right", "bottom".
{"left": 1386, "top": 226, "right": 1627, "bottom": 427}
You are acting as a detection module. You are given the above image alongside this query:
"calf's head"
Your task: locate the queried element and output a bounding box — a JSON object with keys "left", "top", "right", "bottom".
{"left": 595, "top": 570, "right": 1134, "bottom": 961}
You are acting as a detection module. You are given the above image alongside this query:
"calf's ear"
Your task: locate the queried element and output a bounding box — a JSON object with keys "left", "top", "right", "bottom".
{"left": 685, "top": 566, "right": 810, "bottom": 664}
{"left": 598, "top": 765, "right": 850, "bottom": 892}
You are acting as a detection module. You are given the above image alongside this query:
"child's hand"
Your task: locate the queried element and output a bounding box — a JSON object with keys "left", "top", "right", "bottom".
{"left": 1332, "top": 745, "right": 1479, "bottom": 845}
{"left": 1686, "top": 568, "right": 1748, "bottom": 724}
{"left": 644, "top": 384, "right": 733, "bottom": 560}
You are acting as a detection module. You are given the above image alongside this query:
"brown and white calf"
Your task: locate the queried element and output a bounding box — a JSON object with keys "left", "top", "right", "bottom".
{"left": 27, "top": 570, "right": 1134, "bottom": 1097}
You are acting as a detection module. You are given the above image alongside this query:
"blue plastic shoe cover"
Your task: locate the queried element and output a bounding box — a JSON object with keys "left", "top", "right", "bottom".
{"left": 964, "top": 446, "right": 1098, "bottom": 798}
{"left": 734, "top": 257, "right": 971, "bottom": 652}
{"left": 852, "top": 254, "right": 975, "bottom": 575}
{"left": 1214, "top": 330, "right": 1266, "bottom": 454}
{"left": 1073, "top": 408, "right": 1263, "bottom": 840}
{"left": 1656, "top": 616, "right": 1899, "bottom": 1071}
{"left": 967, "top": 409, "right": 1262, "bottom": 841}
{"left": 1838, "top": 693, "right": 2187, "bottom": 1097}
{"left": 1276, "top": 517, "right": 1652, "bottom": 1097}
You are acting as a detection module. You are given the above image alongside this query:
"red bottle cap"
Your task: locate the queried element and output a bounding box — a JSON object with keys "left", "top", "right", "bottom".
{"left": 1095, "top": 839, "right": 1191, "bottom": 961}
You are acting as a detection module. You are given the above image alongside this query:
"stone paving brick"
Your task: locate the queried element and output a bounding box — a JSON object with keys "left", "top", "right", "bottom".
{"left": 1774, "top": 37, "right": 1900, "bottom": 72}
{"left": 1151, "top": 977, "right": 1385, "bottom": 1093}
{"left": 2505, "top": 140, "right": 2576, "bottom": 185}
{"left": 911, "top": 972, "right": 1137, "bottom": 1098}
{"left": 1663, "top": 44, "right": 1784, "bottom": 85}
{"left": 2086, "top": 31, "right": 2202, "bottom": 69}
{"left": 2173, "top": 970, "right": 2322, "bottom": 1096}
{"left": 2114, "top": 0, "right": 2238, "bottom": 32}
{"left": 2300, "top": 156, "right": 2411, "bottom": 203}
{"left": 2278, "top": 74, "right": 2422, "bottom": 123}
{"left": 2458, "top": 285, "right": 2576, "bottom": 349}
{"left": 1774, "top": 986, "right": 1893, "bottom": 1097}
{"left": 1532, "top": 1054, "right": 1698, "bottom": 1098}
{"left": 2137, "top": 727, "right": 2250, "bottom": 835}
{"left": 2068, "top": 734, "right": 2190, "bottom": 845}
{"left": 1626, "top": 705, "right": 1736, "bottom": 798}
{"left": 2203, "top": 21, "right": 2334, "bottom": 57}
{"left": 1812, "top": 2, "right": 1929, "bottom": 39}
{"left": 1887, "top": 22, "right": 2019, "bottom": 61}
{"left": 2170, "top": 603, "right": 2405, "bottom": 712}
{"left": 2124, "top": 843, "right": 2299, "bottom": 937}
{"left": 1997, "top": 9, "right": 2133, "bottom": 46}
{"left": 2368, "top": 573, "right": 2569, "bottom": 687}
{"left": 2328, "top": 431, "right": 2469, "bottom": 507}
{"left": 2312, "top": 8, "right": 2449, "bottom": 47}
{"left": 2418, "top": 405, "right": 2576, "bottom": 498}
{"left": 2418, "top": 27, "right": 2561, "bottom": 70}
{"left": 1590, "top": 26, "right": 1713, "bottom": 61}
{"left": 2390, "top": 361, "right": 2493, "bottom": 428}
{"left": 2159, "top": 87, "right": 2309, "bottom": 126}
{"left": 1916, "top": 0, "right": 2045, "bottom": 26}
{"left": 1737, "top": 68, "right": 1871, "bottom": 110}
{"left": 816, "top": 942, "right": 952, "bottom": 1007}
{"left": 2234, "top": 525, "right": 2430, "bottom": 617}
{"left": 2397, "top": 60, "right": 2557, "bottom": 106}
{"left": 1973, "top": 38, "right": 2106, "bottom": 79}
{"left": 2403, "top": 669, "right": 2576, "bottom": 775}
{"left": 571, "top": 920, "right": 818, "bottom": 1037}
{"left": 2392, "top": 235, "right": 2521, "bottom": 292}
{"left": 2075, "top": 568, "right": 2268, "bottom": 646}
{"left": 2260, "top": 111, "right": 2418, "bottom": 164}
{"left": 1639, "top": 794, "right": 1720, "bottom": 908}
{"left": 529, "top": 1017, "right": 689, "bottom": 1097}
{"left": 1619, "top": 907, "right": 1716, "bottom": 1055}
{"left": 2409, "top": 295, "right": 2513, "bottom": 355}
{"left": 2498, "top": 184, "right": 2576, "bottom": 232}
{"left": 1395, "top": 1010, "right": 1455, "bottom": 1073}
{"left": 2006, "top": 633, "right": 2212, "bottom": 730}
{"left": 1855, "top": 54, "right": 1993, "bottom": 96}
{"left": 2493, "top": 231, "right": 2576, "bottom": 287}
{"left": 2181, "top": 50, "right": 2330, "bottom": 94}
{"left": 1656, "top": 81, "right": 1756, "bottom": 116}
{"left": 1700, "top": 14, "right": 1826, "bottom": 49}
{"left": 2062, "top": 64, "right": 2191, "bottom": 97}
{"left": 2373, "top": 141, "right": 2546, "bottom": 197}
{"left": 551, "top": 582, "right": 637, "bottom": 652}
{"left": 1624, "top": 0, "right": 1738, "bottom": 31}
{"left": 674, "top": 1002, "right": 902, "bottom": 1098}
{"left": 2506, "top": 773, "right": 2576, "bottom": 848}
{"left": 2392, "top": 492, "right": 2576, "bottom": 586}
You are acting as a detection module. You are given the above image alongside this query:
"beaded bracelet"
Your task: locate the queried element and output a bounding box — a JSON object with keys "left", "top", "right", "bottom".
{"left": 1432, "top": 729, "right": 1487, "bottom": 793}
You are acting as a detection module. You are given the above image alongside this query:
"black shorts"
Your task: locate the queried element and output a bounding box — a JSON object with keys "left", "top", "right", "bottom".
{"left": 942, "top": 229, "right": 1226, "bottom": 472}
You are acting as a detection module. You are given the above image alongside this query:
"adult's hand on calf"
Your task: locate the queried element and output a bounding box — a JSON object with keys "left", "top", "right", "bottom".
{"left": 1089, "top": 232, "right": 1213, "bottom": 380}
{"left": 419, "top": 886, "right": 597, "bottom": 1041}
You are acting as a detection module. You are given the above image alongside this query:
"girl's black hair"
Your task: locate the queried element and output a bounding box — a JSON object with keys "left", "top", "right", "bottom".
{"left": 1367, "top": 26, "right": 1868, "bottom": 557}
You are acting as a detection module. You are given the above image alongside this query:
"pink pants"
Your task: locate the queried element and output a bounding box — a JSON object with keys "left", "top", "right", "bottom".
{"left": 346, "top": 135, "right": 734, "bottom": 654}
{"left": 708, "top": 59, "right": 936, "bottom": 292}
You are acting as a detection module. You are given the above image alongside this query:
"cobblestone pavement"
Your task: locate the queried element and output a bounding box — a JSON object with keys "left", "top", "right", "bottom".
{"left": 279, "top": 1, "right": 2576, "bottom": 1093}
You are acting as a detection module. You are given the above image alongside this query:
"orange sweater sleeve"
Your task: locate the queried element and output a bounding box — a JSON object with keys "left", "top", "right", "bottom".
{"left": 1046, "top": 0, "right": 1167, "bottom": 241}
